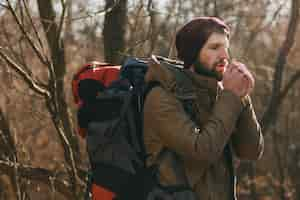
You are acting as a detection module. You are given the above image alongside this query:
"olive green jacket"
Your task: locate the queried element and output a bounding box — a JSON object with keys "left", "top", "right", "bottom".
{"left": 143, "top": 58, "right": 264, "bottom": 200}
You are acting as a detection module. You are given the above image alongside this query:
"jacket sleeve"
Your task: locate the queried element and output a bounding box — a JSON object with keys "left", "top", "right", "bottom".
{"left": 231, "top": 96, "right": 264, "bottom": 160}
{"left": 144, "top": 87, "right": 243, "bottom": 166}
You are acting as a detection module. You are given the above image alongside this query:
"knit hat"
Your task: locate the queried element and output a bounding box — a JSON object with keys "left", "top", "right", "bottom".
{"left": 175, "top": 17, "right": 230, "bottom": 68}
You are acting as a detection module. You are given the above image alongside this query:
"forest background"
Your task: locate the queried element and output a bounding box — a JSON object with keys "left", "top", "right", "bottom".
{"left": 0, "top": 0, "right": 300, "bottom": 199}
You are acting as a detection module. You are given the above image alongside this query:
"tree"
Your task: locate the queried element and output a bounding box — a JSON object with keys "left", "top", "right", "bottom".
{"left": 0, "top": 0, "right": 83, "bottom": 198}
{"left": 0, "top": 0, "right": 300, "bottom": 199}
{"left": 103, "top": 0, "right": 128, "bottom": 64}
{"left": 261, "top": 0, "right": 300, "bottom": 132}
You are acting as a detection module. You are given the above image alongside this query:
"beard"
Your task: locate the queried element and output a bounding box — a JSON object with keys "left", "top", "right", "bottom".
{"left": 193, "top": 58, "right": 228, "bottom": 81}
{"left": 211, "top": 59, "right": 228, "bottom": 81}
{"left": 194, "top": 60, "right": 223, "bottom": 81}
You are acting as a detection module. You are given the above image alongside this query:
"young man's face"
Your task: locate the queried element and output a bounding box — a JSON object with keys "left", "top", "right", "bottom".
{"left": 198, "top": 32, "right": 229, "bottom": 77}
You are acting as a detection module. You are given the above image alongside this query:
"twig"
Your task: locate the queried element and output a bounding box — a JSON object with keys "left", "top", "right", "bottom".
{"left": 243, "top": 2, "right": 285, "bottom": 56}
{"left": 5, "top": 0, "right": 49, "bottom": 66}
{"left": 36, "top": 0, "right": 81, "bottom": 195}
{"left": 21, "top": 0, "right": 46, "bottom": 55}
{"left": 261, "top": 0, "right": 299, "bottom": 132}
{"left": 0, "top": 47, "right": 50, "bottom": 98}
{"left": 0, "top": 109, "right": 22, "bottom": 200}
{"left": 0, "top": 159, "right": 73, "bottom": 199}
{"left": 278, "top": 70, "right": 300, "bottom": 106}
{"left": 58, "top": 0, "right": 67, "bottom": 40}
{"left": 213, "top": 0, "right": 219, "bottom": 17}
{"left": 168, "top": 0, "right": 182, "bottom": 58}
{"left": 70, "top": 0, "right": 120, "bottom": 21}
{"left": 0, "top": 3, "right": 8, "bottom": 9}
{"left": 1, "top": 19, "right": 28, "bottom": 73}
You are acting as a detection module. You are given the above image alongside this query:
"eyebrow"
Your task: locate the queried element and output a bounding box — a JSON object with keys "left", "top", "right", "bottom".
{"left": 207, "top": 42, "right": 228, "bottom": 48}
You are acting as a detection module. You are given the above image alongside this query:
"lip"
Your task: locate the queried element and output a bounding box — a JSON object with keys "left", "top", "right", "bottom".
{"left": 216, "top": 63, "right": 226, "bottom": 68}
{"left": 216, "top": 64, "right": 225, "bottom": 68}
{"left": 215, "top": 64, "right": 226, "bottom": 73}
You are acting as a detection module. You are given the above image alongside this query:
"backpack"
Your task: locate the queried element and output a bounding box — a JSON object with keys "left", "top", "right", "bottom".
{"left": 72, "top": 61, "right": 121, "bottom": 138}
{"left": 71, "top": 56, "right": 188, "bottom": 200}
{"left": 72, "top": 57, "right": 162, "bottom": 200}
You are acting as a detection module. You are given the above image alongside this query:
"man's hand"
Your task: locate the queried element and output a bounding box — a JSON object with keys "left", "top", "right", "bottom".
{"left": 222, "top": 61, "right": 255, "bottom": 98}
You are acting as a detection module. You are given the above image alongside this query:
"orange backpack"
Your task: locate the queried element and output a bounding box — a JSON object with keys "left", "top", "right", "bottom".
{"left": 72, "top": 61, "right": 121, "bottom": 137}
{"left": 71, "top": 57, "right": 189, "bottom": 200}
{"left": 72, "top": 59, "right": 154, "bottom": 200}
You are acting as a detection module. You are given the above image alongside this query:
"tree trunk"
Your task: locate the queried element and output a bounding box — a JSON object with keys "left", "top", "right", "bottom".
{"left": 261, "top": 0, "right": 299, "bottom": 132}
{"left": 103, "top": 0, "right": 128, "bottom": 64}
{"left": 65, "top": 0, "right": 74, "bottom": 42}
{"left": 36, "top": 0, "right": 80, "bottom": 197}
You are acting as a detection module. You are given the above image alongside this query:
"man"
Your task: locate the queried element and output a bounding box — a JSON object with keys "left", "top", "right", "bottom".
{"left": 143, "top": 17, "right": 264, "bottom": 200}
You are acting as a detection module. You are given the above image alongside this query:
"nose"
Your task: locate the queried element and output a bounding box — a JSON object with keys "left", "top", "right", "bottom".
{"left": 220, "top": 48, "right": 229, "bottom": 60}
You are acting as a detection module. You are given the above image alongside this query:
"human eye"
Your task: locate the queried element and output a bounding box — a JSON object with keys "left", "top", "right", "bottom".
{"left": 209, "top": 44, "right": 219, "bottom": 50}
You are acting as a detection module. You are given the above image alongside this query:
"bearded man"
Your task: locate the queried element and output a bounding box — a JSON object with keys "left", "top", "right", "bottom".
{"left": 143, "top": 17, "right": 264, "bottom": 200}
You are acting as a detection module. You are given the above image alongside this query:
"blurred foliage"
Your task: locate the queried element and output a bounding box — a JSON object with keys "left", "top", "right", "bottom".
{"left": 0, "top": 0, "right": 300, "bottom": 199}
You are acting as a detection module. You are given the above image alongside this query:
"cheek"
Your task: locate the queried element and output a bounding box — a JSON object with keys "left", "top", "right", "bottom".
{"left": 200, "top": 51, "right": 215, "bottom": 68}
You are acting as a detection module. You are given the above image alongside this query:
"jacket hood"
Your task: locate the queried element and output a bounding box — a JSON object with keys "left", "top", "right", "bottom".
{"left": 145, "top": 56, "right": 185, "bottom": 92}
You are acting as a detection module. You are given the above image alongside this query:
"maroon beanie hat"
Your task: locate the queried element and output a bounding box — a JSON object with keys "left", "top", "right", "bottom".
{"left": 175, "top": 17, "right": 230, "bottom": 68}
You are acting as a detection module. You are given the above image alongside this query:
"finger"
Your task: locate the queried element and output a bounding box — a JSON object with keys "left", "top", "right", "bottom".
{"left": 244, "top": 76, "right": 252, "bottom": 95}
{"left": 241, "top": 72, "right": 253, "bottom": 94}
{"left": 227, "top": 63, "right": 236, "bottom": 73}
{"left": 243, "top": 72, "right": 254, "bottom": 90}
{"left": 241, "top": 68, "right": 254, "bottom": 85}
{"left": 229, "top": 60, "right": 244, "bottom": 72}
{"left": 232, "top": 67, "right": 243, "bottom": 77}
{"left": 236, "top": 67, "right": 255, "bottom": 89}
{"left": 232, "top": 61, "right": 247, "bottom": 72}
{"left": 242, "top": 80, "right": 249, "bottom": 97}
{"left": 233, "top": 61, "right": 255, "bottom": 83}
{"left": 236, "top": 73, "right": 248, "bottom": 95}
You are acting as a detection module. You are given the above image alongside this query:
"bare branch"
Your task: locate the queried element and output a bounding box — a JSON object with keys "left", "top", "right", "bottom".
{"left": 36, "top": 1, "right": 81, "bottom": 195}
{"left": 124, "top": 37, "right": 151, "bottom": 55}
{"left": 5, "top": 0, "right": 49, "bottom": 66}
{"left": 243, "top": 3, "right": 284, "bottom": 56}
{"left": 21, "top": 0, "right": 46, "bottom": 54}
{"left": 146, "top": 0, "right": 158, "bottom": 55}
{"left": 168, "top": 0, "right": 182, "bottom": 58}
{"left": 261, "top": 0, "right": 300, "bottom": 132}
{"left": 70, "top": 0, "right": 121, "bottom": 21}
{"left": 213, "top": 0, "right": 219, "bottom": 17}
{"left": 0, "top": 3, "right": 8, "bottom": 9}
{"left": 0, "top": 109, "right": 22, "bottom": 200}
{"left": 0, "top": 108, "right": 16, "bottom": 156}
{"left": 147, "top": 0, "right": 153, "bottom": 11}
{"left": 0, "top": 159, "right": 73, "bottom": 199}
{"left": 0, "top": 104, "right": 84, "bottom": 199}
{"left": 1, "top": 19, "right": 29, "bottom": 73}
{"left": 272, "top": 128, "right": 287, "bottom": 200}
{"left": 51, "top": 116, "right": 83, "bottom": 186}
{"left": 58, "top": 0, "right": 67, "bottom": 40}
{"left": 278, "top": 70, "right": 300, "bottom": 106}
{"left": 0, "top": 47, "right": 50, "bottom": 98}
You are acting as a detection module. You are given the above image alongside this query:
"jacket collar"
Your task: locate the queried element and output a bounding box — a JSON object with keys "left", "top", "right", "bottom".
{"left": 145, "top": 58, "right": 219, "bottom": 99}
{"left": 181, "top": 70, "right": 219, "bottom": 98}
